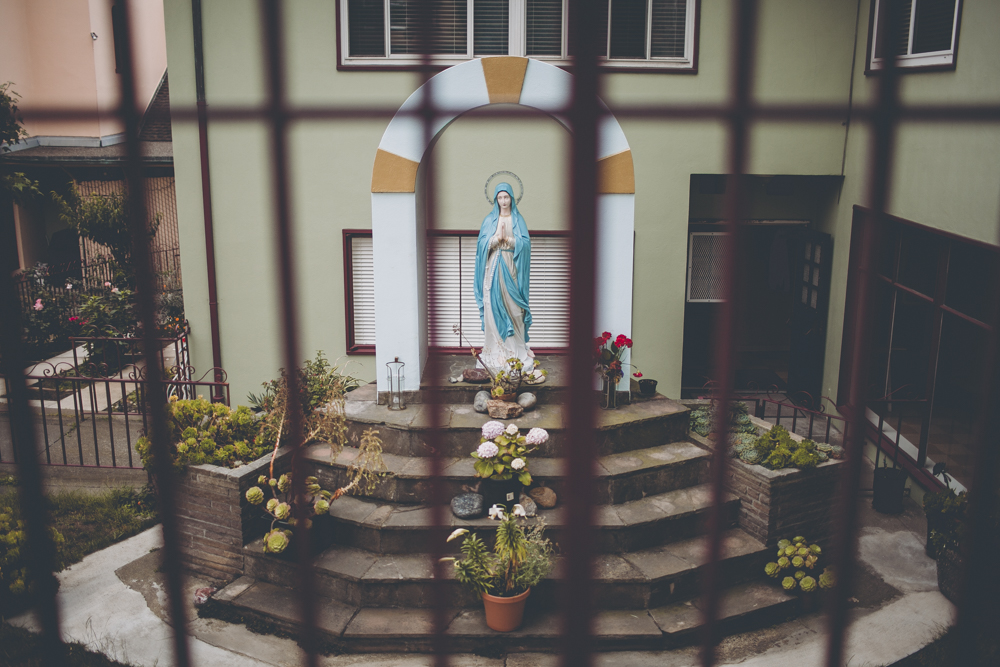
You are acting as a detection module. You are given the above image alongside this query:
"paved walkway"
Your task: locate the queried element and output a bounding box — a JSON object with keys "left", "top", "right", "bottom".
{"left": 7, "top": 467, "right": 955, "bottom": 667}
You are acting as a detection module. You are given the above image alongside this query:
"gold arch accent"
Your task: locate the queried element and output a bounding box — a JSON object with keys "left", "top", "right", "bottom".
{"left": 597, "top": 150, "right": 635, "bottom": 194}
{"left": 481, "top": 56, "right": 528, "bottom": 104}
{"left": 371, "top": 149, "right": 420, "bottom": 193}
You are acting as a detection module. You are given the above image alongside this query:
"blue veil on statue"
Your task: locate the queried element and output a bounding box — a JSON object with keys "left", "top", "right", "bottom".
{"left": 474, "top": 182, "right": 533, "bottom": 367}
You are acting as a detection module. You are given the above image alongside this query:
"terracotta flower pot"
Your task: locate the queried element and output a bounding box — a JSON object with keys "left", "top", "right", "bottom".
{"left": 482, "top": 588, "right": 530, "bottom": 632}
{"left": 496, "top": 392, "right": 516, "bottom": 402}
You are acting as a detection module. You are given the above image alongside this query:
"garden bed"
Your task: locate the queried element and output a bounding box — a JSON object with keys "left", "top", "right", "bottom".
{"left": 684, "top": 401, "right": 842, "bottom": 547}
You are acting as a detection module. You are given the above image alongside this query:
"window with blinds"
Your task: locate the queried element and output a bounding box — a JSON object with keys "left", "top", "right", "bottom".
{"left": 340, "top": 0, "right": 696, "bottom": 69}
{"left": 869, "top": 0, "right": 961, "bottom": 71}
{"left": 427, "top": 235, "right": 570, "bottom": 349}
{"left": 347, "top": 234, "right": 376, "bottom": 349}
{"left": 606, "top": 0, "right": 690, "bottom": 61}
{"left": 687, "top": 232, "right": 730, "bottom": 303}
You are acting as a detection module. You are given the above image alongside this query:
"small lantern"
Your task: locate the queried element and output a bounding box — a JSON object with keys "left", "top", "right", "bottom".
{"left": 386, "top": 357, "right": 406, "bottom": 410}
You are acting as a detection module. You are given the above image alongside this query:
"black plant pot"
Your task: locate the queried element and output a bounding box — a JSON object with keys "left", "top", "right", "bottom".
{"left": 481, "top": 478, "right": 522, "bottom": 512}
{"left": 936, "top": 546, "right": 964, "bottom": 604}
{"left": 872, "top": 467, "right": 907, "bottom": 515}
{"left": 637, "top": 379, "right": 658, "bottom": 396}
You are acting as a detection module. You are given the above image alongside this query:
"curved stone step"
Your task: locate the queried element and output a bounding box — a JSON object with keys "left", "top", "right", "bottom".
{"left": 209, "top": 576, "right": 797, "bottom": 653}
{"left": 304, "top": 439, "right": 710, "bottom": 505}
{"left": 315, "top": 483, "right": 738, "bottom": 554}
{"left": 244, "top": 528, "right": 766, "bottom": 610}
{"left": 343, "top": 397, "right": 691, "bottom": 458}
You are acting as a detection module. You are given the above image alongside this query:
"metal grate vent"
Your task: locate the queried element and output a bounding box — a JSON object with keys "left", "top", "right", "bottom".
{"left": 687, "top": 231, "right": 730, "bottom": 302}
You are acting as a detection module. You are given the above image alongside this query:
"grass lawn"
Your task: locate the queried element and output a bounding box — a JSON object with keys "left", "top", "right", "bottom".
{"left": 1, "top": 483, "right": 158, "bottom": 665}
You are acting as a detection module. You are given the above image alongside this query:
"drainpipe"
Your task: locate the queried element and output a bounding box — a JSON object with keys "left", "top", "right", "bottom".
{"left": 192, "top": 0, "right": 224, "bottom": 395}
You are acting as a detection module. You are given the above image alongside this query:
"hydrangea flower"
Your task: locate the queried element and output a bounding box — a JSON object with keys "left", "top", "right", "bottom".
{"left": 481, "top": 421, "right": 504, "bottom": 439}
{"left": 525, "top": 428, "right": 549, "bottom": 445}
{"left": 477, "top": 442, "right": 499, "bottom": 458}
{"left": 505, "top": 423, "right": 519, "bottom": 436}
{"left": 511, "top": 458, "right": 525, "bottom": 470}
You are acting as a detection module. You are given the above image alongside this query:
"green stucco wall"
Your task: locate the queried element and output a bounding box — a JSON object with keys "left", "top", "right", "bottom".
{"left": 163, "top": 0, "right": 996, "bottom": 405}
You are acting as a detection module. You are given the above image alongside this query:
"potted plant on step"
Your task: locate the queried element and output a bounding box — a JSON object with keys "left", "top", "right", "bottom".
{"left": 444, "top": 504, "right": 554, "bottom": 632}
{"left": 471, "top": 422, "right": 548, "bottom": 510}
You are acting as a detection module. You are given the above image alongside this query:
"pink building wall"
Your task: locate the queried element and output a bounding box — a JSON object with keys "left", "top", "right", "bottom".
{"left": 0, "top": 0, "right": 167, "bottom": 142}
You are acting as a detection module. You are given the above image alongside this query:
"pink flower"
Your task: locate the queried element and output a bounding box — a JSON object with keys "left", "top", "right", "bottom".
{"left": 111, "top": 287, "right": 119, "bottom": 293}
{"left": 481, "top": 421, "right": 504, "bottom": 440}
{"left": 525, "top": 428, "right": 549, "bottom": 446}
{"left": 33, "top": 299, "right": 43, "bottom": 311}
{"left": 104, "top": 282, "right": 112, "bottom": 287}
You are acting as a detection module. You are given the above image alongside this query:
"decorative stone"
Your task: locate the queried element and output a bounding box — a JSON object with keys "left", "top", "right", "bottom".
{"left": 451, "top": 493, "right": 484, "bottom": 519}
{"left": 487, "top": 399, "right": 523, "bottom": 419}
{"left": 516, "top": 392, "right": 537, "bottom": 411}
{"left": 463, "top": 368, "right": 491, "bottom": 383}
{"left": 449, "top": 375, "right": 462, "bottom": 383}
{"left": 473, "top": 390, "right": 491, "bottom": 413}
{"left": 529, "top": 486, "right": 557, "bottom": 509}
{"left": 518, "top": 493, "right": 538, "bottom": 517}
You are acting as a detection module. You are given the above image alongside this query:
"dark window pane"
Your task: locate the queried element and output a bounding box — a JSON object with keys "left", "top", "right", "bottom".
{"left": 526, "top": 0, "right": 562, "bottom": 56}
{"left": 945, "top": 240, "right": 1000, "bottom": 323}
{"left": 874, "top": 0, "right": 913, "bottom": 58}
{"left": 928, "top": 313, "right": 989, "bottom": 487}
{"left": 896, "top": 224, "right": 938, "bottom": 297}
{"left": 609, "top": 0, "right": 647, "bottom": 59}
{"left": 876, "top": 219, "right": 899, "bottom": 279}
{"left": 474, "top": 0, "right": 508, "bottom": 55}
{"left": 650, "top": 0, "right": 685, "bottom": 58}
{"left": 886, "top": 291, "right": 935, "bottom": 399}
{"left": 349, "top": 0, "right": 386, "bottom": 57}
{"left": 912, "top": 0, "right": 956, "bottom": 54}
{"left": 866, "top": 279, "right": 896, "bottom": 401}
{"left": 390, "top": 0, "right": 467, "bottom": 55}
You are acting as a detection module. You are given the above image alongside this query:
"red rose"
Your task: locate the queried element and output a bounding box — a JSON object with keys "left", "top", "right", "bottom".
{"left": 615, "top": 334, "right": 627, "bottom": 347}
{"left": 602, "top": 331, "right": 611, "bottom": 340}
{"left": 633, "top": 372, "right": 642, "bottom": 378}
{"left": 625, "top": 338, "right": 632, "bottom": 348}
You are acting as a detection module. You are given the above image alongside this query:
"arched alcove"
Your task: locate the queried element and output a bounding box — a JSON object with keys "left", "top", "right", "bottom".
{"left": 371, "top": 57, "right": 635, "bottom": 391}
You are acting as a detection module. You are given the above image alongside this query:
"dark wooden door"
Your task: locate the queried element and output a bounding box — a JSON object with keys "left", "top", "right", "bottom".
{"left": 788, "top": 230, "right": 833, "bottom": 407}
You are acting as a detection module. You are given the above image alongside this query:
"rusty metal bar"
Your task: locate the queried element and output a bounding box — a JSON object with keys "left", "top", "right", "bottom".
{"left": 258, "top": 1, "right": 321, "bottom": 664}
{"left": 824, "top": 0, "right": 905, "bottom": 665}
{"left": 113, "top": 1, "right": 192, "bottom": 664}
{"left": 699, "top": 2, "right": 758, "bottom": 664}
{"left": 560, "top": 2, "right": 602, "bottom": 665}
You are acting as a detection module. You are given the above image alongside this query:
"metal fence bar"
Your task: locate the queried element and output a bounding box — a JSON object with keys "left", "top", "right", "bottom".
{"left": 699, "top": 1, "right": 758, "bottom": 663}
{"left": 559, "top": 3, "right": 602, "bottom": 665}
{"left": 259, "top": 1, "right": 321, "bottom": 664}
{"left": 824, "top": 1, "right": 906, "bottom": 665}
{"left": 114, "top": 2, "right": 192, "bottom": 664}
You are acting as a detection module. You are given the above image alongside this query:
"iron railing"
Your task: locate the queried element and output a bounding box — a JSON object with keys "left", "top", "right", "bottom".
{"left": 0, "top": 1, "right": 997, "bottom": 666}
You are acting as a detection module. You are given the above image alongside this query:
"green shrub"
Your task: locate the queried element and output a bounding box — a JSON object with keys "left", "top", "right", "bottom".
{"left": 1, "top": 495, "right": 65, "bottom": 608}
{"left": 136, "top": 396, "right": 267, "bottom": 470}
{"left": 734, "top": 424, "right": 824, "bottom": 471}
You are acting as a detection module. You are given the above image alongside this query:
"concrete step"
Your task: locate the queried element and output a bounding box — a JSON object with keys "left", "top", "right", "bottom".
{"left": 306, "top": 483, "right": 738, "bottom": 554}
{"left": 343, "top": 396, "right": 691, "bottom": 458}
{"left": 303, "top": 439, "right": 710, "bottom": 505}
{"left": 244, "top": 528, "right": 767, "bottom": 610}
{"left": 209, "top": 576, "right": 797, "bottom": 653}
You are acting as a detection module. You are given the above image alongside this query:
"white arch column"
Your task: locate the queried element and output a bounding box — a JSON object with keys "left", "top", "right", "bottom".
{"left": 371, "top": 57, "right": 636, "bottom": 393}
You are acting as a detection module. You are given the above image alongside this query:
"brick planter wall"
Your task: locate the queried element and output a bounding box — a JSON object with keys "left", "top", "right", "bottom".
{"left": 686, "top": 409, "right": 843, "bottom": 547}
{"left": 175, "top": 447, "right": 292, "bottom": 584}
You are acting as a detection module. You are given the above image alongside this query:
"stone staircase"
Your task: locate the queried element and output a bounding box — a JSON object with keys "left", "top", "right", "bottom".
{"left": 210, "top": 359, "right": 799, "bottom": 652}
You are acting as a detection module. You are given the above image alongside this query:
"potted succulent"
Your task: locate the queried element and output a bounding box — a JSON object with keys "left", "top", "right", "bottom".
{"left": 471, "top": 422, "right": 548, "bottom": 510}
{"left": 444, "top": 504, "right": 554, "bottom": 632}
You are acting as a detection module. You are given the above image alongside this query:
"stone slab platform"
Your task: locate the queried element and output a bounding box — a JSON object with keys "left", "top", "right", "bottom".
{"left": 210, "top": 576, "right": 798, "bottom": 653}
{"left": 304, "top": 439, "right": 710, "bottom": 505}
{"left": 244, "top": 528, "right": 767, "bottom": 610}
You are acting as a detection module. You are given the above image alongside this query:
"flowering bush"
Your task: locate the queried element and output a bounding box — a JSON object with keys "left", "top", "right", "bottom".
{"left": 470, "top": 422, "right": 546, "bottom": 485}
{"left": 17, "top": 265, "right": 84, "bottom": 362}
{"left": 594, "top": 331, "right": 633, "bottom": 383}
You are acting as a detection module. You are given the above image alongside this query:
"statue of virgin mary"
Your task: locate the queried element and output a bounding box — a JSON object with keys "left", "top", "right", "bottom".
{"left": 474, "top": 182, "right": 535, "bottom": 372}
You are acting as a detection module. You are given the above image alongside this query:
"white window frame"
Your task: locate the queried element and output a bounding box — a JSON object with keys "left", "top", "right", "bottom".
{"left": 338, "top": 0, "right": 697, "bottom": 71}
{"left": 868, "top": 0, "right": 962, "bottom": 72}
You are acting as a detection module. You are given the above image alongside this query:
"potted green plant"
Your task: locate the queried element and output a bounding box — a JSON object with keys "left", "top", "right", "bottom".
{"left": 471, "top": 422, "right": 547, "bottom": 509}
{"left": 444, "top": 504, "right": 554, "bottom": 632}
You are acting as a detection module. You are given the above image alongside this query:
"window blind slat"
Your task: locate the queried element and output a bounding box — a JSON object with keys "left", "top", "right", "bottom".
{"left": 474, "top": 0, "right": 509, "bottom": 55}
{"left": 875, "top": 0, "right": 913, "bottom": 58}
{"left": 351, "top": 237, "right": 377, "bottom": 345}
{"left": 390, "top": 0, "right": 468, "bottom": 55}
{"left": 651, "top": 0, "right": 686, "bottom": 58}
{"left": 526, "top": 0, "right": 563, "bottom": 57}
{"left": 609, "top": 0, "right": 647, "bottom": 59}
{"left": 912, "top": 0, "right": 956, "bottom": 54}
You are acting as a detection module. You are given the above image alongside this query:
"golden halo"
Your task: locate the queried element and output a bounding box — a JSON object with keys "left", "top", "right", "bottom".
{"left": 485, "top": 171, "right": 524, "bottom": 206}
